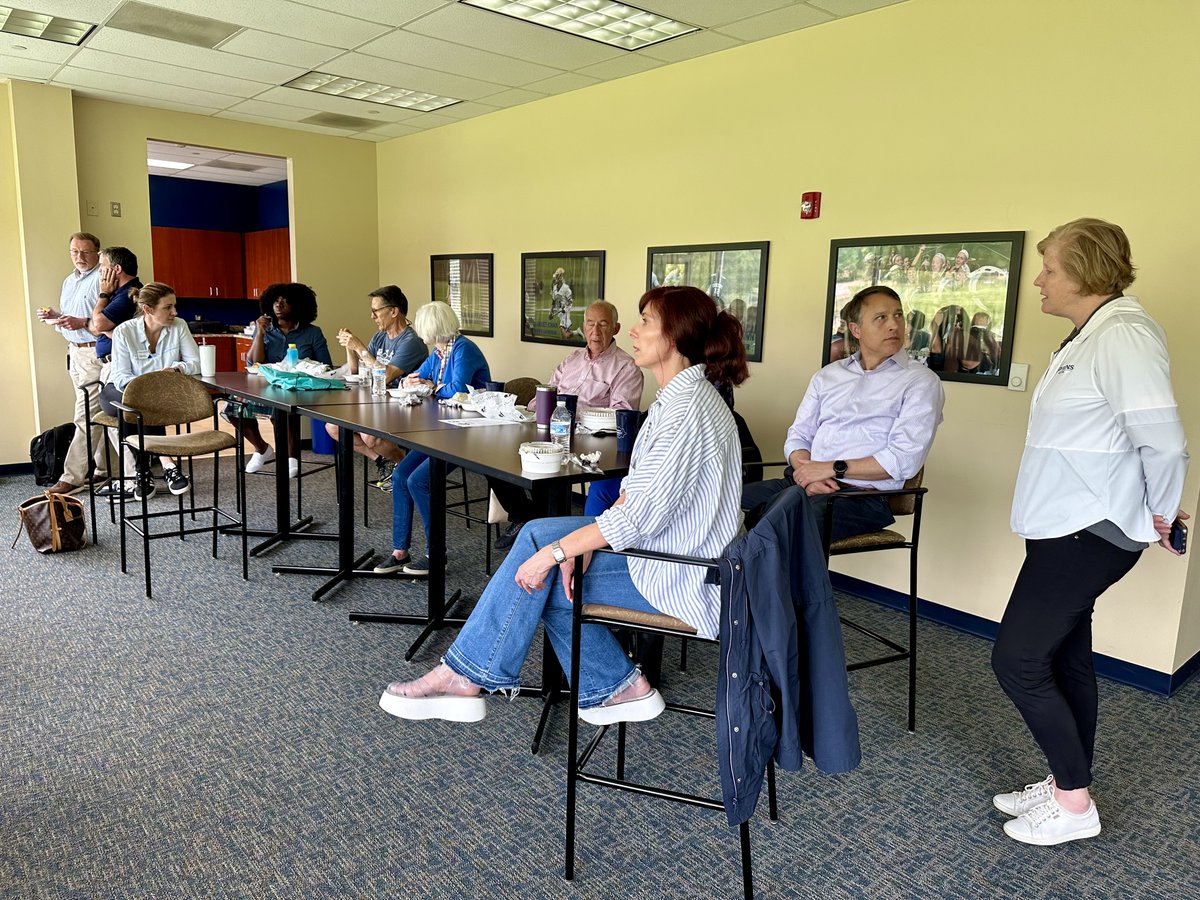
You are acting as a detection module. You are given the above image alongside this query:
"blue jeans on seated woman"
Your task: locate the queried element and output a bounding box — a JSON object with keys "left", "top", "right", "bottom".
{"left": 443, "top": 516, "right": 660, "bottom": 708}
{"left": 391, "top": 450, "right": 445, "bottom": 553}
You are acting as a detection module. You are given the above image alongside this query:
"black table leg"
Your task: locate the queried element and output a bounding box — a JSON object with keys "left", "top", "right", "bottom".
{"left": 243, "top": 409, "right": 318, "bottom": 555}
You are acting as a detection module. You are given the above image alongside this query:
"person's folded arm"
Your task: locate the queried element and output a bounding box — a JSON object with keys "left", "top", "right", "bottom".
{"left": 176, "top": 327, "right": 201, "bottom": 375}
{"left": 874, "top": 375, "right": 945, "bottom": 482}
{"left": 607, "top": 359, "right": 644, "bottom": 411}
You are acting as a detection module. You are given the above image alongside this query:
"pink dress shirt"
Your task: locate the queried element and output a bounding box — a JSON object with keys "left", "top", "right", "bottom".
{"left": 549, "top": 341, "right": 644, "bottom": 409}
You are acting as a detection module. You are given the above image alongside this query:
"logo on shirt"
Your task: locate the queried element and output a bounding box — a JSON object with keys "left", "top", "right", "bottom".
{"left": 1055, "top": 363, "right": 1075, "bottom": 375}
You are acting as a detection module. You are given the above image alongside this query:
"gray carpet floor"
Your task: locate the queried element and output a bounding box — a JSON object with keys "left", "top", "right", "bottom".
{"left": 2, "top": 459, "right": 1197, "bottom": 899}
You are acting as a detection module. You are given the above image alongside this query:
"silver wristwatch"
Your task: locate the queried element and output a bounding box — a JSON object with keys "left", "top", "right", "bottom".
{"left": 550, "top": 540, "right": 567, "bottom": 564}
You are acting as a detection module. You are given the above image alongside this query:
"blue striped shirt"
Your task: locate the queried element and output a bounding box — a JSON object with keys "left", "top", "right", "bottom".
{"left": 596, "top": 365, "right": 744, "bottom": 639}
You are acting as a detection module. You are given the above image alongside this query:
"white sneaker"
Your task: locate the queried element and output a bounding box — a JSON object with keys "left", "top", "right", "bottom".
{"left": 993, "top": 775, "right": 1054, "bottom": 817}
{"left": 1003, "top": 797, "right": 1102, "bottom": 846}
{"left": 245, "top": 446, "right": 275, "bottom": 474}
{"left": 288, "top": 457, "right": 300, "bottom": 479}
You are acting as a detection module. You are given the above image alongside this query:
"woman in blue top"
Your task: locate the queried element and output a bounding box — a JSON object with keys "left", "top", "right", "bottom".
{"left": 241, "top": 283, "right": 332, "bottom": 479}
{"left": 374, "top": 301, "right": 490, "bottom": 577}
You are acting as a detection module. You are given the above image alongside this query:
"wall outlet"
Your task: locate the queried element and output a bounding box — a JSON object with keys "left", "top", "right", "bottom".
{"left": 1008, "top": 362, "right": 1030, "bottom": 391}
{"left": 86, "top": 200, "right": 98, "bottom": 217}
{"left": 110, "top": 202, "right": 122, "bottom": 217}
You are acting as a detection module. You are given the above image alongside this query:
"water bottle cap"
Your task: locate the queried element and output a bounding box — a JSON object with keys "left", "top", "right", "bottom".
{"left": 556, "top": 400, "right": 565, "bottom": 406}
{"left": 288, "top": 343, "right": 297, "bottom": 348}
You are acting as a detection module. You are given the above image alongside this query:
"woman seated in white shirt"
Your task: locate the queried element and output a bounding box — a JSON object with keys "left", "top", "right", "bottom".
{"left": 98, "top": 282, "right": 200, "bottom": 502}
{"left": 378, "top": 285, "right": 750, "bottom": 725}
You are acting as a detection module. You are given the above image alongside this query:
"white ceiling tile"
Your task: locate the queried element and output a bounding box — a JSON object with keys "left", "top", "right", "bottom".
{"left": 347, "top": 131, "right": 392, "bottom": 142}
{"left": 368, "top": 120, "right": 426, "bottom": 138}
{"left": 406, "top": 3, "right": 624, "bottom": 69}
{"left": 573, "top": 54, "right": 664, "bottom": 81}
{"left": 717, "top": 3, "right": 834, "bottom": 41}
{"left": 476, "top": 87, "right": 546, "bottom": 109}
{"left": 16, "top": 1, "right": 121, "bottom": 19}
{"left": 357, "top": 29, "right": 562, "bottom": 87}
{"left": 252, "top": 85, "right": 420, "bottom": 123}
{"left": 0, "top": 32, "right": 79, "bottom": 62}
{"left": 218, "top": 29, "right": 342, "bottom": 70}
{"left": 290, "top": 0, "right": 454, "bottom": 28}
{"left": 330, "top": 51, "right": 503, "bottom": 102}
{"left": 635, "top": 29, "right": 743, "bottom": 63}
{"left": 521, "top": 71, "right": 600, "bottom": 96}
{"left": 145, "top": 0, "right": 391, "bottom": 48}
{"left": 638, "top": 0, "right": 798, "bottom": 28}
{"left": 65, "top": 84, "right": 221, "bottom": 116}
{"left": 0, "top": 56, "right": 60, "bottom": 81}
{"left": 220, "top": 151, "right": 286, "bottom": 168}
{"left": 85, "top": 27, "right": 305, "bottom": 84}
{"left": 431, "top": 99, "right": 500, "bottom": 121}
{"left": 54, "top": 65, "right": 243, "bottom": 109}
{"left": 809, "top": 0, "right": 907, "bottom": 16}
{"left": 69, "top": 48, "right": 268, "bottom": 97}
{"left": 215, "top": 109, "right": 356, "bottom": 136}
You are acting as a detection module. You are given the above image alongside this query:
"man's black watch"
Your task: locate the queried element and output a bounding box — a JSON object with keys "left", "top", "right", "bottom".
{"left": 832, "top": 460, "right": 848, "bottom": 479}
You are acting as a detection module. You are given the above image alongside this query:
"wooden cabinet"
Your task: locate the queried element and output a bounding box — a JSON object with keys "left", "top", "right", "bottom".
{"left": 235, "top": 336, "right": 254, "bottom": 372}
{"left": 244, "top": 228, "right": 291, "bottom": 300}
{"left": 198, "top": 336, "right": 235, "bottom": 373}
{"left": 151, "top": 227, "right": 245, "bottom": 299}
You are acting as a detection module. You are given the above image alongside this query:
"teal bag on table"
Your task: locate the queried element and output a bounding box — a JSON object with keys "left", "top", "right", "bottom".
{"left": 258, "top": 365, "right": 346, "bottom": 391}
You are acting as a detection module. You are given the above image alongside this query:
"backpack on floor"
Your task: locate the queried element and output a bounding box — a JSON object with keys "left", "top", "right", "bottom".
{"left": 30, "top": 423, "right": 75, "bottom": 487}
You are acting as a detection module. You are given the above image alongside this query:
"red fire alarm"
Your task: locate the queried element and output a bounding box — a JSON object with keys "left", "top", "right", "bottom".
{"left": 800, "top": 191, "right": 822, "bottom": 219}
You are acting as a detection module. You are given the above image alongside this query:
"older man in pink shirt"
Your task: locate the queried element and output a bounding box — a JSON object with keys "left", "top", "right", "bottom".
{"left": 492, "top": 300, "right": 643, "bottom": 549}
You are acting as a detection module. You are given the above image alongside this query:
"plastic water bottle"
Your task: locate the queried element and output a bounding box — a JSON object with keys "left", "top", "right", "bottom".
{"left": 549, "top": 400, "right": 572, "bottom": 453}
{"left": 284, "top": 343, "right": 299, "bottom": 369}
{"left": 371, "top": 361, "right": 387, "bottom": 397}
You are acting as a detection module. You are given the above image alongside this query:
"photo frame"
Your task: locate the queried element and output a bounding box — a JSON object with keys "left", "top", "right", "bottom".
{"left": 646, "top": 241, "right": 769, "bottom": 362}
{"left": 824, "top": 231, "right": 1024, "bottom": 385}
{"left": 520, "top": 250, "right": 606, "bottom": 347}
{"left": 431, "top": 253, "right": 494, "bottom": 337}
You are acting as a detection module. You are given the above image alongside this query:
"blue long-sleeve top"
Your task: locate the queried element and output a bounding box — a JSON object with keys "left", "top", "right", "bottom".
{"left": 416, "top": 336, "right": 490, "bottom": 398}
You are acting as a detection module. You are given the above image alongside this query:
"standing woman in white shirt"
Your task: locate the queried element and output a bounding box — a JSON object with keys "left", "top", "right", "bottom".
{"left": 99, "top": 282, "right": 200, "bottom": 501}
{"left": 991, "top": 219, "right": 1189, "bottom": 846}
{"left": 377, "top": 285, "right": 749, "bottom": 725}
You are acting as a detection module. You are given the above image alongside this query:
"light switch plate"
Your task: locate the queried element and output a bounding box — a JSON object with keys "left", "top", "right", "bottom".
{"left": 1008, "top": 362, "right": 1029, "bottom": 391}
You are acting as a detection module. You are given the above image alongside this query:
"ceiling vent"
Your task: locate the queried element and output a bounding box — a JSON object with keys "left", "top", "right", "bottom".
{"left": 302, "top": 112, "right": 380, "bottom": 130}
{"left": 203, "top": 160, "right": 263, "bottom": 172}
{"left": 106, "top": 1, "right": 240, "bottom": 49}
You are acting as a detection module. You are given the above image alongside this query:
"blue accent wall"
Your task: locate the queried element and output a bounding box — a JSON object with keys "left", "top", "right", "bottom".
{"left": 149, "top": 176, "right": 288, "bottom": 231}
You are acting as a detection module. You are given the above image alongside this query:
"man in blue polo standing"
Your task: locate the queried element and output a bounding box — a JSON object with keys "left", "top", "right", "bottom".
{"left": 35, "top": 232, "right": 108, "bottom": 494}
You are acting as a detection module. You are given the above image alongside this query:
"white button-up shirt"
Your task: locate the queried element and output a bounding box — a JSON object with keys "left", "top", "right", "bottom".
{"left": 109, "top": 317, "right": 201, "bottom": 391}
{"left": 784, "top": 351, "right": 945, "bottom": 490}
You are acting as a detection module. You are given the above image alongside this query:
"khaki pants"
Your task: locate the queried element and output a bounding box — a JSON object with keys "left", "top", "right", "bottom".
{"left": 60, "top": 344, "right": 109, "bottom": 485}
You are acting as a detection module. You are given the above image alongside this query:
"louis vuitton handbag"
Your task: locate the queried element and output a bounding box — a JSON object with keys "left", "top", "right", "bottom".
{"left": 12, "top": 491, "right": 89, "bottom": 553}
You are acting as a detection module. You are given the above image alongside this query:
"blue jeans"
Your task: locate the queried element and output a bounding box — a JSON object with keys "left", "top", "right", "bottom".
{"left": 443, "top": 517, "right": 659, "bottom": 708}
{"left": 583, "top": 477, "right": 622, "bottom": 517}
{"left": 391, "top": 451, "right": 432, "bottom": 553}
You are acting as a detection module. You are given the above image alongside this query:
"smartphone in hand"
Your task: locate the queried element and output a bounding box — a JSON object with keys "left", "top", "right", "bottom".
{"left": 1169, "top": 518, "right": 1188, "bottom": 555}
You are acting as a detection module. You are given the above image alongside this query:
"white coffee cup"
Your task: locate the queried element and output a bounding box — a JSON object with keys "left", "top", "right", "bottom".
{"left": 199, "top": 344, "right": 217, "bottom": 377}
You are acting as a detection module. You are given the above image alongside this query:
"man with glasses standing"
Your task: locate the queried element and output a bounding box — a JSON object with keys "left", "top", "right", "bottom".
{"left": 34, "top": 232, "right": 108, "bottom": 495}
{"left": 327, "top": 285, "right": 427, "bottom": 483}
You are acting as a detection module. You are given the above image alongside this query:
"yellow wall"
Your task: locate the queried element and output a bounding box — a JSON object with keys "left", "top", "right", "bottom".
{"left": 375, "top": 0, "right": 1200, "bottom": 674}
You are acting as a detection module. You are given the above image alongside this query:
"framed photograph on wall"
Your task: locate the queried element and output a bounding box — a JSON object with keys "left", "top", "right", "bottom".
{"left": 646, "top": 241, "right": 769, "bottom": 362}
{"left": 431, "top": 253, "right": 494, "bottom": 337}
{"left": 823, "top": 231, "right": 1024, "bottom": 385}
{"left": 521, "top": 250, "right": 606, "bottom": 347}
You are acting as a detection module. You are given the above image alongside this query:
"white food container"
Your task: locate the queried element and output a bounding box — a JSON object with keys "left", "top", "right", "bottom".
{"left": 579, "top": 406, "right": 617, "bottom": 432}
{"left": 519, "top": 441, "right": 565, "bottom": 473}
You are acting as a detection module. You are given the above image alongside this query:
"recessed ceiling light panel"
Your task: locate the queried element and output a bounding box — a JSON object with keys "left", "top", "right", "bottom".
{"left": 0, "top": 6, "right": 95, "bottom": 45}
{"left": 459, "top": 0, "right": 698, "bottom": 50}
{"left": 147, "top": 159, "right": 195, "bottom": 170}
{"left": 284, "top": 72, "right": 460, "bottom": 112}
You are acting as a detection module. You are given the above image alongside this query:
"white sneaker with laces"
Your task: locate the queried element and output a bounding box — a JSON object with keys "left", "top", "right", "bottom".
{"left": 993, "top": 775, "right": 1054, "bottom": 817}
{"left": 288, "top": 457, "right": 300, "bottom": 479}
{"left": 245, "top": 446, "right": 275, "bottom": 474}
{"left": 1003, "top": 797, "right": 1101, "bottom": 846}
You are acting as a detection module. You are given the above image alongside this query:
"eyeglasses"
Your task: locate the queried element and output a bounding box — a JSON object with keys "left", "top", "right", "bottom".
{"left": 370, "top": 305, "right": 394, "bottom": 314}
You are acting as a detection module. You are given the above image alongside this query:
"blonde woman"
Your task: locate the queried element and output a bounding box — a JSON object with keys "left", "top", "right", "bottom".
{"left": 98, "top": 282, "right": 200, "bottom": 501}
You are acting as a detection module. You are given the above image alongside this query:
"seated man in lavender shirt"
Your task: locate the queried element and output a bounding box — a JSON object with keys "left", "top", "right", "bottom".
{"left": 492, "top": 300, "right": 644, "bottom": 550}
{"left": 742, "top": 285, "right": 945, "bottom": 544}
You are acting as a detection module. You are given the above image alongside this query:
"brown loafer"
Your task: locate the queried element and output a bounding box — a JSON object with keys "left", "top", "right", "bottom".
{"left": 46, "top": 480, "right": 81, "bottom": 495}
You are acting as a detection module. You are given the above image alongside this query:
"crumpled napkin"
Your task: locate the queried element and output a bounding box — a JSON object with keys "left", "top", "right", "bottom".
{"left": 462, "top": 387, "right": 535, "bottom": 421}
{"left": 295, "top": 359, "right": 341, "bottom": 378}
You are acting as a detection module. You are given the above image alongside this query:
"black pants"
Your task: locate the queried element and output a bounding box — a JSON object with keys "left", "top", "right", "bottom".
{"left": 99, "top": 382, "right": 164, "bottom": 476}
{"left": 991, "top": 530, "right": 1142, "bottom": 790}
